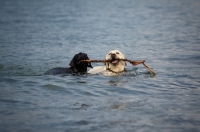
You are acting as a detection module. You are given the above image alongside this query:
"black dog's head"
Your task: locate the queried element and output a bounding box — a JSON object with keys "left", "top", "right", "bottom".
{"left": 69, "top": 52, "right": 92, "bottom": 73}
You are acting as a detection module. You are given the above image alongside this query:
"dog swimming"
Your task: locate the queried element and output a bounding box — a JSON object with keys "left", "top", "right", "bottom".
{"left": 45, "top": 52, "right": 92, "bottom": 75}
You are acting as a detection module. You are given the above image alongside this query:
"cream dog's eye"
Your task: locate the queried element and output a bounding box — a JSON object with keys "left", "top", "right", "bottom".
{"left": 109, "top": 53, "right": 111, "bottom": 55}
{"left": 116, "top": 52, "right": 119, "bottom": 54}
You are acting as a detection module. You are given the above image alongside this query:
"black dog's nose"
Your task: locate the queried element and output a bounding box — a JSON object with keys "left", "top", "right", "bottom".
{"left": 111, "top": 53, "right": 116, "bottom": 58}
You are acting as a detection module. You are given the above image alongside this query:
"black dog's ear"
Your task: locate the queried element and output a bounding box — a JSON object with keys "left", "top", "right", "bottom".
{"left": 69, "top": 54, "right": 78, "bottom": 67}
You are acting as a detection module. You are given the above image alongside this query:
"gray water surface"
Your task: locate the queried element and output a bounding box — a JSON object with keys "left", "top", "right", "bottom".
{"left": 0, "top": 0, "right": 200, "bottom": 132}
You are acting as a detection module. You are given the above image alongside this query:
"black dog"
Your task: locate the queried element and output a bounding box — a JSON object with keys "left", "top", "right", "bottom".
{"left": 44, "top": 52, "right": 92, "bottom": 75}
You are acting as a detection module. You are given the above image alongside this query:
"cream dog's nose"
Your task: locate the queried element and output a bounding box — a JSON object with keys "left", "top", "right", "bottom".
{"left": 111, "top": 53, "right": 116, "bottom": 58}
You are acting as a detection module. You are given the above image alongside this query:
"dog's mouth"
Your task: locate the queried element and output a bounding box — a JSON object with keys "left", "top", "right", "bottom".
{"left": 111, "top": 59, "right": 119, "bottom": 65}
{"left": 80, "top": 56, "right": 93, "bottom": 68}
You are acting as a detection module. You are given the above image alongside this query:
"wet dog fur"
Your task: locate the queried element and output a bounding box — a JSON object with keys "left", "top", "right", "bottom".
{"left": 88, "top": 50, "right": 126, "bottom": 76}
{"left": 45, "top": 52, "right": 92, "bottom": 75}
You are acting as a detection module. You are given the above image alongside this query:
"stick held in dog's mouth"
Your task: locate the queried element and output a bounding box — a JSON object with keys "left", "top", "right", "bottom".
{"left": 81, "top": 59, "right": 156, "bottom": 75}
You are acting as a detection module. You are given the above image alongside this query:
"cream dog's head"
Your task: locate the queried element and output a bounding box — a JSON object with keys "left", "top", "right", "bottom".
{"left": 105, "top": 50, "right": 126, "bottom": 73}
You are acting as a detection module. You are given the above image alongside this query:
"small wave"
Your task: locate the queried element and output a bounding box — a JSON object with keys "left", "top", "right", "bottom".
{"left": 120, "top": 68, "right": 155, "bottom": 78}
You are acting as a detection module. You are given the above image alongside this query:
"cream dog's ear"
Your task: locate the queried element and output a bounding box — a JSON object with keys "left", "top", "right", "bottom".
{"left": 120, "top": 52, "right": 126, "bottom": 59}
{"left": 104, "top": 52, "right": 110, "bottom": 65}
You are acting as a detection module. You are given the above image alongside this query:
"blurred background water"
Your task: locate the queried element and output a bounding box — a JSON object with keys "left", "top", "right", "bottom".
{"left": 0, "top": 0, "right": 200, "bottom": 131}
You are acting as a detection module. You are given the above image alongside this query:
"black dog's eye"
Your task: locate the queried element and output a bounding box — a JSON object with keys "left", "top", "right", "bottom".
{"left": 116, "top": 52, "right": 119, "bottom": 54}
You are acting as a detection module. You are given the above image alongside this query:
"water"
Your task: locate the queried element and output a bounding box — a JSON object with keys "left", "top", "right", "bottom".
{"left": 0, "top": 0, "right": 200, "bottom": 131}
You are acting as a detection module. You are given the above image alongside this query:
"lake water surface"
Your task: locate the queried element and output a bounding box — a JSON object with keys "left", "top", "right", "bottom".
{"left": 0, "top": 0, "right": 200, "bottom": 131}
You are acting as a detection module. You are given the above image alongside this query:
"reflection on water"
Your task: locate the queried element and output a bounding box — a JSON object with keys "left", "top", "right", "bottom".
{"left": 108, "top": 79, "right": 127, "bottom": 87}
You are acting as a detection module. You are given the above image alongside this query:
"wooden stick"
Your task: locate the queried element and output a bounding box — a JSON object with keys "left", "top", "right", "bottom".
{"left": 81, "top": 59, "right": 156, "bottom": 75}
{"left": 81, "top": 59, "right": 144, "bottom": 64}
{"left": 142, "top": 62, "right": 156, "bottom": 75}
{"left": 122, "top": 59, "right": 145, "bottom": 66}
{"left": 123, "top": 59, "right": 156, "bottom": 75}
{"left": 81, "top": 60, "right": 109, "bottom": 63}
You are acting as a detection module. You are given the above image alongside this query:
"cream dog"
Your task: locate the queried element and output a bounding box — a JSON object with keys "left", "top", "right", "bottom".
{"left": 88, "top": 50, "right": 126, "bottom": 76}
